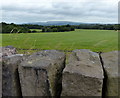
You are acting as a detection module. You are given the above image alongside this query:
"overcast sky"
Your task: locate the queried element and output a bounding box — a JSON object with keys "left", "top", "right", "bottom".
{"left": 0, "top": 0, "right": 119, "bottom": 24}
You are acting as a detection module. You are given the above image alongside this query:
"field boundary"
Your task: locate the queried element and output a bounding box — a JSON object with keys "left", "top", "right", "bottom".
{"left": 16, "top": 48, "right": 73, "bottom": 52}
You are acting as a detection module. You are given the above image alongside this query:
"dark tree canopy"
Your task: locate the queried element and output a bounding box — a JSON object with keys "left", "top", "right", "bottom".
{"left": 42, "top": 25, "right": 75, "bottom": 32}
{"left": 1, "top": 22, "right": 120, "bottom": 34}
{"left": 1, "top": 22, "right": 31, "bottom": 33}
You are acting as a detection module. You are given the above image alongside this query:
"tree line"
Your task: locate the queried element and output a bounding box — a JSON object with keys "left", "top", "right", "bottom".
{"left": 1, "top": 22, "right": 120, "bottom": 34}
{"left": 42, "top": 25, "right": 75, "bottom": 32}
{"left": 1, "top": 22, "right": 31, "bottom": 33}
{"left": 74, "top": 24, "right": 120, "bottom": 30}
{"left": 20, "top": 23, "right": 120, "bottom": 31}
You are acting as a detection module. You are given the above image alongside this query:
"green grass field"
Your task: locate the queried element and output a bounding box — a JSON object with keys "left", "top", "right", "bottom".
{"left": 1, "top": 29, "right": 118, "bottom": 53}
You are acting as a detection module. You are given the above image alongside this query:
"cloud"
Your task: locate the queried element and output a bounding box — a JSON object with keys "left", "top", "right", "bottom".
{"left": 1, "top": 0, "right": 119, "bottom": 24}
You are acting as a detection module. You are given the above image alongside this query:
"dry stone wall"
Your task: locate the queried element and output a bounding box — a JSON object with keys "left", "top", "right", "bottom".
{"left": 0, "top": 47, "right": 119, "bottom": 98}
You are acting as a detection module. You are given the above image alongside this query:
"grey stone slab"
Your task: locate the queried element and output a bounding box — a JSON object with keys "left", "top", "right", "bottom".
{"left": 2, "top": 55, "right": 23, "bottom": 96}
{"left": 18, "top": 50, "right": 65, "bottom": 96}
{"left": 101, "top": 51, "right": 119, "bottom": 97}
{"left": 61, "top": 49, "right": 104, "bottom": 96}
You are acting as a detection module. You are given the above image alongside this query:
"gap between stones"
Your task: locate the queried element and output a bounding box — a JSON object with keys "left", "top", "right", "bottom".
{"left": 16, "top": 68, "right": 23, "bottom": 98}
{"left": 99, "top": 52, "right": 107, "bottom": 98}
{"left": 59, "top": 56, "right": 66, "bottom": 98}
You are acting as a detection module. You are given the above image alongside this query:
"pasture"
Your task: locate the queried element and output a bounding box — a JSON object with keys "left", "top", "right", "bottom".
{"left": 1, "top": 29, "right": 118, "bottom": 54}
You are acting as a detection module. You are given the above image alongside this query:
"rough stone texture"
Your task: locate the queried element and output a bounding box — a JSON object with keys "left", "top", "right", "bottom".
{"left": 2, "top": 55, "right": 23, "bottom": 96}
{"left": 0, "top": 47, "right": 2, "bottom": 98}
{"left": 0, "top": 46, "right": 17, "bottom": 56}
{"left": 18, "top": 50, "right": 65, "bottom": 96}
{"left": 101, "top": 51, "right": 119, "bottom": 97}
{"left": 0, "top": 61, "right": 2, "bottom": 98}
{"left": 61, "top": 49, "right": 104, "bottom": 96}
{"left": 0, "top": 46, "right": 17, "bottom": 62}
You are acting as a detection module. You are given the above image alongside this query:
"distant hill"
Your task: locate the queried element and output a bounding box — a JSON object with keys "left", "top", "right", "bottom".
{"left": 24, "top": 21, "right": 87, "bottom": 26}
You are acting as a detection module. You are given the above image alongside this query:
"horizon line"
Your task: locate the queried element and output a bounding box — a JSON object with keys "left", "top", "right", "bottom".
{"left": 1, "top": 21, "right": 118, "bottom": 25}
